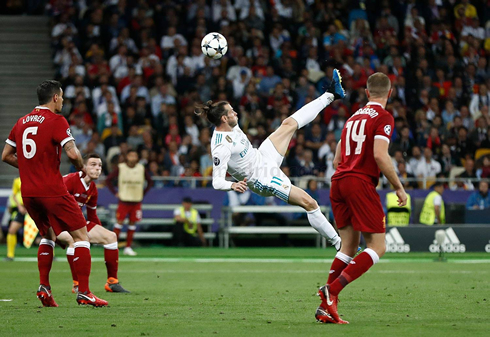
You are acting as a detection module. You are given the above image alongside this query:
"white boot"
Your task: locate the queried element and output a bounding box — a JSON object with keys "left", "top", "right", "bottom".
{"left": 123, "top": 247, "right": 137, "bottom": 256}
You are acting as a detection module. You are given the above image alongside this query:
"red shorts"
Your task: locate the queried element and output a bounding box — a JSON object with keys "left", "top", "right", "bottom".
{"left": 86, "top": 221, "right": 98, "bottom": 232}
{"left": 23, "top": 195, "right": 87, "bottom": 236}
{"left": 116, "top": 201, "right": 142, "bottom": 223}
{"left": 330, "top": 176, "right": 386, "bottom": 233}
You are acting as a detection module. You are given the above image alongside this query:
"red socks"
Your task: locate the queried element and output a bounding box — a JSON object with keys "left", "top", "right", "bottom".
{"left": 327, "top": 252, "right": 353, "bottom": 285}
{"left": 126, "top": 225, "right": 136, "bottom": 248}
{"left": 66, "top": 247, "right": 78, "bottom": 283}
{"left": 329, "top": 249, "right": 379, "bottom": 296}
{"left": 103, "top": 242, "right": 119, "bottom": 280}
{"left": 73, "top": 241, "right": 92, "bottom": 294}
{"left": 113, "top": 224, "right": 122, "bottom": 241}
{"left": 38, "top": 239, "right": 55, "bottom": 287}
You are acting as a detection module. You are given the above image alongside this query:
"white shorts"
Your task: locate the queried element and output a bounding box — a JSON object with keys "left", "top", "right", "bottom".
{"left": 249, "top": 138, "right": 292, "bottom": 202}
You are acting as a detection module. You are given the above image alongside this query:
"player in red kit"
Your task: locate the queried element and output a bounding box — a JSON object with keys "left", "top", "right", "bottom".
{"left": 57, "top": 154, "right": 130, "bottom": 293}
{"left": 2, "top": 80, "right": 108, "bottom": 307}
{"left": 315, "top": 73, "right": 407, "bottom": 324}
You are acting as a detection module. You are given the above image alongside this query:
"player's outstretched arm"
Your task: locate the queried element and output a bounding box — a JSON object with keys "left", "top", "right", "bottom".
{"left": 2, "top": 144, "right": 18, "bottom": 168}
{"left": 373, "top": 139, "right": 407, "bottom": 206}
{"left": 63, "top": 140, "right": 83, "bottom": 171}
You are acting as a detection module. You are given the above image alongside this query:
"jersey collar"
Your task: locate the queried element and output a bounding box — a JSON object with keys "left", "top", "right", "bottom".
{"left": 34, "top": 106, "right": 52, "bottom": 110}
{"left": 366, "top": 102, "right": 384, "bottom": 108}
{"left": 79, "top": 171, "right": 90, "bottom": 191}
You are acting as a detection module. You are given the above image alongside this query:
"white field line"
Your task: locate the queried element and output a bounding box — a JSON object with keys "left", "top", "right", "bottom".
{"left": 3, "top": 257, "right": 490, "bottom": 264}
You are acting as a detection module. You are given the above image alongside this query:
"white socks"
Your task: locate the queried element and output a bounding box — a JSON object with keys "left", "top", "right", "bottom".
{"left": 103, "top": 242, "right": 118, "bottom": 250}
{"left": 364, "top": 248, "right": 380, "bottom": 265}
{"left": 335, "top": 251, "right": 353, "bottom": 264}
{"left": 307, "top": 207, "right": 340, "bottom": 243}
{"left": 40, "top": 238, "right": 55, "bottom": 247}
{"left": 290, "top": 92, "right": 334, "bottom": 129}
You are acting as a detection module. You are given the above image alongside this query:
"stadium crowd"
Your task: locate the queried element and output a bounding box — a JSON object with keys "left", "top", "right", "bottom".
{"left": 46, "top": 0, "right": 490, "bottom": 189}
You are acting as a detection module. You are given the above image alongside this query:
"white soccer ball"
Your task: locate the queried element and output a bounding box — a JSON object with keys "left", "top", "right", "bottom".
{"left": 201, "top": 32, "right": 228, "bottom": 60}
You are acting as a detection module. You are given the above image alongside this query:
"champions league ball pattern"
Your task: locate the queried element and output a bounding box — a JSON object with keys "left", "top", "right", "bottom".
{"left": 201, "top": 32, "right": 228, "bottom": 60}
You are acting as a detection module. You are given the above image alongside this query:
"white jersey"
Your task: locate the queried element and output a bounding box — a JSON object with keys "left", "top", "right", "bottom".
{"left": 210, "top": 125, "right": 260, "bottom": 190}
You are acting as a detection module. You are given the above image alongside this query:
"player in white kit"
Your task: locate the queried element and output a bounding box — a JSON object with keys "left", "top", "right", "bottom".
{"left": 197, "top": 69, "right": 346, "bottom": 250}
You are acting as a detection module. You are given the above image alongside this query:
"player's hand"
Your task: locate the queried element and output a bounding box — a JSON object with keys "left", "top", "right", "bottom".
{"left": 232, "top": 178, "right": 248, "bottom": 193}
{"left": 18, "top": 205, "right": 27, "bottom": 215}
{"left": 396, "top": 188, "right": 408, "bottom": 207}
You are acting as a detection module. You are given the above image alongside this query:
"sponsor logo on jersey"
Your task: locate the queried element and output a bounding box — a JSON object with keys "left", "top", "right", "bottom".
{"left": 384, "top": 125, "right": 391, "bottom": 135}
{"left": 385, "top": 227, "right": 410, "bottom": 253}
{"left": 429, "top": 227, "right": 466, "bottom": 253}
{"left": 226, "top": 135, "right": 232, "bottom": 143}
{"left": 213, "top": 157, "right": 220, "bottom": 166}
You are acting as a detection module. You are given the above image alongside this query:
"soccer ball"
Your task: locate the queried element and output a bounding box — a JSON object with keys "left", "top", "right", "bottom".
{"left": 201, "top": 32, "right": 228, "bottom": 60}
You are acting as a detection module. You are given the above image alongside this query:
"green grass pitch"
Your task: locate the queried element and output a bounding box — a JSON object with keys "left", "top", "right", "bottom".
{"left": 1, "top": 247, "right": 489, "bottom": 336}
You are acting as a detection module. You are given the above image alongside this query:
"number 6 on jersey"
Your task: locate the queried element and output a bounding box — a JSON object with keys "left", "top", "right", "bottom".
{"left": 22, "top": 126, "right": 38, "bottom": 159}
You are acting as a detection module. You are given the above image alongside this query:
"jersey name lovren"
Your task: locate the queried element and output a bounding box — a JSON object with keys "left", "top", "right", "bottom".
{"left": 332, "top": 102, "right": 394, "bottom": 186}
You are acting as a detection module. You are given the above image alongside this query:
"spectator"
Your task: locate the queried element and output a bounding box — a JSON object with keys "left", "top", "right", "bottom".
{"left": 456, "top": 158, "right": 478, "bottom": 190}
{"left": 416, "top": 147, "right": 442, "bottom": 187}
{"left": 466, "top": 181, "right": 490, "bottom": 210}
{"left": 173, "top": 197, "right": 206, "bottom": 247}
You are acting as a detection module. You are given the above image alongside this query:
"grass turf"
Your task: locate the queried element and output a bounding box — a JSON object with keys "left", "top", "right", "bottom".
{"left": 1, "top": 246, "right": 489, "bottom": 336}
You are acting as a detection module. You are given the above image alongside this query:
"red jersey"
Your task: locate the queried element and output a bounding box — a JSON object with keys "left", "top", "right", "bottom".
{"left": 63, "top": 172, "right": 101, "bottom": 225}
{"left": 6, "top": 106, "right": 75, "bottom": 197}
{"left": 332, "top": 102, "right": 394, "bottom": 186}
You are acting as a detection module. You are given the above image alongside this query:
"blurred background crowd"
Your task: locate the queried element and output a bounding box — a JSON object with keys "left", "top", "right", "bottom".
{"left": 30, "top": 0, "right": 490, "bottom": 189}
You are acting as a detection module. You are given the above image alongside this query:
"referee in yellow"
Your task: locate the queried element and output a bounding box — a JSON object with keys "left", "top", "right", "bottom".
{"left": 5, "top": 177, "right": 25, "bottom": 261}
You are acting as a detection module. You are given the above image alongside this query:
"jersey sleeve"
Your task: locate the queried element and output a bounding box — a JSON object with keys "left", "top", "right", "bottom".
{"left": 53, "top": 116, "right": 75, "bottom": 147}
{"left": 374, "top": 114, "right": 394, "bottom": 144}
{"left": 6, "top": 124, "right": 17, "bottom": 148}
{"left": 211, "top": 143, "right": 233, "bottom": 191}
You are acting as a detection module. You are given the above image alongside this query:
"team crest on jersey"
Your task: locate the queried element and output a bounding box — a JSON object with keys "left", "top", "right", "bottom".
{"left": 226, "top": 135, "right": 232, "bottom": 143}
{"left": 384, "top": 125, "right": 391, "bottom": 136}
{"left": 213, "top": 157, "right": 220, "bottom": 166}
{"left": 66, "top": 128, "right": 72, "bottom": 137}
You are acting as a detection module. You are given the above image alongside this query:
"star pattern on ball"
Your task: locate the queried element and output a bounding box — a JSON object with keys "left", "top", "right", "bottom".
{"left": 216, "top": 45, "right": 225, "bottom": 54}
{"left": 213, "top": 33, "right": 220, "bottom": 40}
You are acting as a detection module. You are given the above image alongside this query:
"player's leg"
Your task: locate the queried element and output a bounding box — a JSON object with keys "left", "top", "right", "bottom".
{"left": 287, "top": 185, "right": 341, "bottom": 249}
{"left": 22, "top": 197, "right": 59, "bottom": 307}
{"left": 6, "top": 220, "right": 22, "bottom": 260}
{"left": 50, "top": 195, "right": 107, "bottom": 306}
{"left": 113, "top": 201, "right": 126, "bottom": 240}
{"left": 267, "top": 69, "right": 344, "bottom": 156}
{"left": 88, "top": 224, "right": 130, "bottom": 293}
{"left": 325, "top": 179, "right": 385, "bottom": 320}
{"left": 36, "top": 228, "right": 59, "bottom": 307}
{"left": 124, "top": 203, "right": 141, "bottom": 256}
{"left": 57, "top": 231, "right": 78, "bottom": 292}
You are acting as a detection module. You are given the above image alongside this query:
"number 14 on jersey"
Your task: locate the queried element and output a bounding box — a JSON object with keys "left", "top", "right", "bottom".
{"left": 345, "top": 120, "right": 366, "bottom": 156}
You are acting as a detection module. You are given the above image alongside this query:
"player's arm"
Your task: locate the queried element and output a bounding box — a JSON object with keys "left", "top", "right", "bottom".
{"left": 2, "top": 144, "right": 18, "bottom": 168}
{"left": 434, "top": 204, "right": 442, "bottom": 224}
{"left": 333, "top": 140, "right": 341, "bottom": 169}
{"left": 143, "top": 169, "right": 154, "bottom": 195}
{"left": 105, "top": 166, "right": 119, "bottom": 196}
{"left": 374, "top": 139, "right": 407, "bottom": 206}
{"left": 212, "top": 145, "right": 247, "bottom": 192}
{"left": 63, "top": 140, "right": 83, "bottom": 171}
